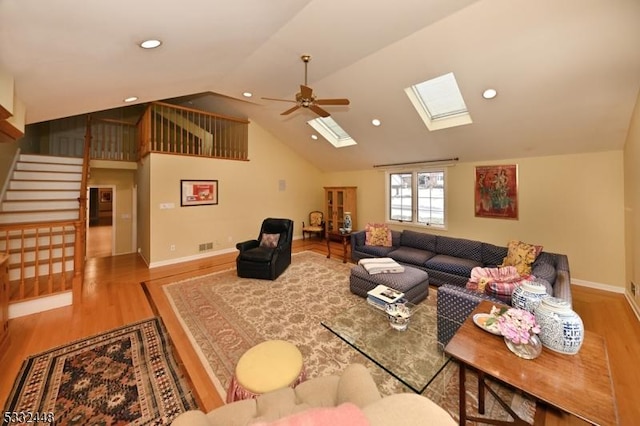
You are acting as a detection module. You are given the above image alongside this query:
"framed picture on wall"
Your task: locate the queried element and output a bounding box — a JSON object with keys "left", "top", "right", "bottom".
{"left": 474, "top": 165, "right": 518, "bottom": 219}
{"left": 181, "top": 180, "right": 218, "bottom": 206}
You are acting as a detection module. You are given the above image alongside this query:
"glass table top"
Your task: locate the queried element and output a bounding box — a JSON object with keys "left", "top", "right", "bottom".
{"left": 321, "top": 301, "right": 450, "bottom": 393}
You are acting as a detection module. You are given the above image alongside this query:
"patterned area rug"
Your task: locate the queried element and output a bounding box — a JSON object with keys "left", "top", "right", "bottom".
{"left": 164, "top": 251, "right": 534, "bottom": 423}
{"left": 3, "top": 318, "right": 196, "bottom": 425}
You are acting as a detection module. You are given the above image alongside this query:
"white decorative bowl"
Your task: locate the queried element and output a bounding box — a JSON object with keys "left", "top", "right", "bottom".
{"left": 385, "top": 302, "right": 413, "bottom": 331}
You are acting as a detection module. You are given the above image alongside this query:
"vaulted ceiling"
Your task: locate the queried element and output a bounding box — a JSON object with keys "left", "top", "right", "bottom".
{"left": 2, "top": 0, "right": 639, "bottom": 171}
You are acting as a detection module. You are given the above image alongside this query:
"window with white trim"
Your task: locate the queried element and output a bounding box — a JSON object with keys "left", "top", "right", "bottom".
{"left": 387, "top": 169, "right": 446, "bottom": 228}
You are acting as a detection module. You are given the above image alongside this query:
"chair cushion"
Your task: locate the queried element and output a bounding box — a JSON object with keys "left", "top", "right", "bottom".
{"left": 240, "top": 247, "right": 275, "bottom": 262}
{"left": 260, "top": 233, "right": 281, "bottom": 248}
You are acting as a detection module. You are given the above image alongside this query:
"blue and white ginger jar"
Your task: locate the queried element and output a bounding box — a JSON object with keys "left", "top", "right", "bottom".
{"left": 512, "top": 280, "right": 549, "bottom": 313}
{"left": 343, "top": 212, "right": 352, "bottom": 232}
{"left": 534, "top": 297, "right": 584, "bottom": 355}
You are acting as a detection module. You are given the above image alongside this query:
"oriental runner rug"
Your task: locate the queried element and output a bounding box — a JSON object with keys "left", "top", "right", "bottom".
{"left": 3, "top": 318, "right": 196, "bottom": 425}
{"left": 163, "top": 251, "right": 534, "bottom": 424}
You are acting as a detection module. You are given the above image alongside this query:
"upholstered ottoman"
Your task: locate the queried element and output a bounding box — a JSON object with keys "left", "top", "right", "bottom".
{"left": 349, "top": 264, "right": 429, "bottom": 304}
{"left": 226, "top": 340, "right": 306, "bottom": 403}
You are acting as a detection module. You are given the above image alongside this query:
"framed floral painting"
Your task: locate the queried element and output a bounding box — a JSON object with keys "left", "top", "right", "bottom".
{"left": 474, "top": 165, "right": 518, "bottom": 219}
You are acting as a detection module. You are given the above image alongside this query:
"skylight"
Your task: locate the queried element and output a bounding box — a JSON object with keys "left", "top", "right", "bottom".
{"left": 307, "top": 116, "right": 357, "bottom": 148}
{"left": 405, "top": 72, "right": 472, "bottom": 131}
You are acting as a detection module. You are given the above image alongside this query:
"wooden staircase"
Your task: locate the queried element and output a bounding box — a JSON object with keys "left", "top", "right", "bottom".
{"left": 0, "top": 154, "right": 83, "bottom": 310}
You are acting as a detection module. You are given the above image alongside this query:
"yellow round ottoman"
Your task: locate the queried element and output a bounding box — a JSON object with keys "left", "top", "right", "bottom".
{"left": 226, "top": 340, "right": 306, "bottom": 402}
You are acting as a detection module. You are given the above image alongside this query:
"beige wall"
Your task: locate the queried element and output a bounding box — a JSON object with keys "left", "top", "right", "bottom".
{"left": 146, "top": 121, "right": 323, "bottom": 265}
{"left": 624, "top": 89, "right": 640, "bottom": 314}
{"left": 88, "top": 164, "right": 136, "bottom": 255}
{"left": 324, "top": 150, "right": 626, "bottom": 290}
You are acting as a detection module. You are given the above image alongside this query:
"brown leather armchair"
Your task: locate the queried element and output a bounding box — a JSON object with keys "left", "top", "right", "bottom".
{"left": 236, "top": 218, "right": 294, "bottom": 280}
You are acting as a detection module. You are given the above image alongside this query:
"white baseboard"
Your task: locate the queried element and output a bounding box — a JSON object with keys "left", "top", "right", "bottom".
{"left": 625, "top": 293, "right": 640, "bottom": 322}
{"left": 571, "top": 278, "right": 625, "bottom": 294}
{"left": 149, "top": 247, "right": 236, "bottom": 269}
{"left": 9, "top": 291, "right": 73, "bottom": 319}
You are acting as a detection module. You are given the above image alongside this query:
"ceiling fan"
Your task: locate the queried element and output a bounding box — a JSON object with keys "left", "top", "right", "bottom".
{"left": 262, "top": 55, "right": 350, "bottom": 118}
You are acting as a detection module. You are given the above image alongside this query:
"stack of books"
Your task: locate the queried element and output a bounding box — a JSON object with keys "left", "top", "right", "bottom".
{"left": 366, "top": 285, "right": 405, "bottom": 310}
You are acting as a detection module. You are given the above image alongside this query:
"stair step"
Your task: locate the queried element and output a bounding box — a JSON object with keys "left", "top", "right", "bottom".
{"left": 9, "top": 180, "right": 81, "bottom": 190}
{"left": 4, "top": 190, "right": 80, "bottom": 201}
{"left": 12, "top": 170, "right": 82, "bottom": 181}
{"left": 0, "top": 210, "right": 79, "bottom": 224}
{"left": 19, "top": 154, "right": 83, "bottom": 165}
{"left": 1, "top": 199, "right": 79, "bottom": 212}
{"left": 16, "top": 162, "right": 83, "bottom": 173}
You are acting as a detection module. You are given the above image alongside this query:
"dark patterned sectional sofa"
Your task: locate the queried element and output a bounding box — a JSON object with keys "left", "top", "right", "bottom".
{"left": 350, "top": 229, "right": 571, "bottom": 347}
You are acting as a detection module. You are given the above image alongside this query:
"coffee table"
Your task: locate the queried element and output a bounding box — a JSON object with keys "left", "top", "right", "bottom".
{"left": 321, "top": 301, "right": 449, "bottom": 393}
{"left": 445, "top": 300, "right": 617, "bottom": 425}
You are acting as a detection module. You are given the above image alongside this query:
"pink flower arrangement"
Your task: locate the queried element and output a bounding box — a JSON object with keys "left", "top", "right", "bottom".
{"left": 488, "top": 306, "right": 541, "bottom": 344}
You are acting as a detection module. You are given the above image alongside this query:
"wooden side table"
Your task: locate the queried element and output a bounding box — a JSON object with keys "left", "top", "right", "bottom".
{"left": 326, "top": 230, "right": 352, "bottom": 263}
{"left": 444, "top": 300, "right": 617, "bottom": 425}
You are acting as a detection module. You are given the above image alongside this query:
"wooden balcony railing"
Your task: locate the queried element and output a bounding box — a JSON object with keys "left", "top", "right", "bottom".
{"left": 90, "top": 117, "right": 138, "bottom": 161}
{"left": 138, "top": 101, "right": 249, "bottom": 160}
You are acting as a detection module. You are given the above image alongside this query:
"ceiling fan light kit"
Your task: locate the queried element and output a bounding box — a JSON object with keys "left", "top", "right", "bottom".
{"left": 262, "top": 55, "right": 350, "bottom": 118}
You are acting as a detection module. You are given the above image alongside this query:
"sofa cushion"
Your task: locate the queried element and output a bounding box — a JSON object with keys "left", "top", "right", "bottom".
{"left": 424, "top": 254, "right": 482, "bottom": 277}
{"left": 388, "top": 246, "right": 436, "bottom": 265}
{"left": 400, "top": 230, "right": 437, "bottom": 252}
{"left": 436, "top": 236, "right": 482, "bottom": 263}
{"left": 532, "top": 253, "right": 557, "bottom": 285}
{"left": 501, "top": 240, "right": 541, "bottom": 275}
{"left": 355, "top": 244, "right": 397, "bottom": 258}
{"left": 365, "top": 223, "right": 392, "bottom": 247}
{"left": 481, "top": 243, "right": 508, "bottom": 267}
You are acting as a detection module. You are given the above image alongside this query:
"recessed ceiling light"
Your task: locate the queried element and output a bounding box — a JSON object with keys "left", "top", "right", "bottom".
{"left": 140, "top": 39, "right": 162, "bottom": 49}
{"left": 242, "top": 92, "right": 253, "bottom": 98}
{"left": 311, "top": 134, "right": 318, "bottom": 140}
{"left": 482, "top": 88, "right": 497, "bottom": 99}
{"left": 123, "top": 96, "right": 138, "bottom": 103}
{"left": 371, "top": 119, "right": 381, "bottom": 127}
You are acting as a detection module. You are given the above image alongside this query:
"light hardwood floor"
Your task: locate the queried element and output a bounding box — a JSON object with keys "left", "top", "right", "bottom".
{"left": 1, "top": 238, "right": 638, "bottom": 425}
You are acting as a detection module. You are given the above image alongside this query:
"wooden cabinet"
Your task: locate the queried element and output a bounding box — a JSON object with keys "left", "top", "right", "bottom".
{"left": 0, "top": 255, "right": 9, "bottom": 352}
{"left": 324, "top": 187, "right": 357, "bottom": 234}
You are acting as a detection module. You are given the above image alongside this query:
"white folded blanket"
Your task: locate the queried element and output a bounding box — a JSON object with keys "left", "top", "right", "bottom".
{"left": 358, "top": 258, "right": 405, "bottom": 274}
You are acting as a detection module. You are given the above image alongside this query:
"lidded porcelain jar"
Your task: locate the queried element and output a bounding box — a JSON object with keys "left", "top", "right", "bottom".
{"left": 534, "top": 297, "right": 584, "bottom": 355}
{"left": 512, "top": 280, "right": 549, "bottom": 313}
{"left": 343, "top": 212, "right": 352, "bottom": 232}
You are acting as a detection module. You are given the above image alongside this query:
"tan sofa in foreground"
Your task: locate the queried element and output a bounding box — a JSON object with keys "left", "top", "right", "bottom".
{"left": 171, "top": 363, "right": 455, "bottom": 426}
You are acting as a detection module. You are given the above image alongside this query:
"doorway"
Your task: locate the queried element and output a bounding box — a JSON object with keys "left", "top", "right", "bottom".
{"left": 87, "top": 186, "right": 115, "bottom": 258}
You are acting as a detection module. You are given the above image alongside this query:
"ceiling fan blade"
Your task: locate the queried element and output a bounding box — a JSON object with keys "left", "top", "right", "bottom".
{"left": 300, "top": 85, "right": 313, "bottom": 99}
{"left": 262, "top": 97, "right": 297, "bottom": 103}
{"left": 309, "top": 104, "right": 330, "bottom": 118}
{"left": 315, "top": 98, "right": 350, "bottom": 106}
{"left": 281, "top": 105, "right": 301, "bottom": 115}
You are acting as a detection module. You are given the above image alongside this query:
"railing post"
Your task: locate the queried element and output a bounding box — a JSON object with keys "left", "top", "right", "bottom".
{"left": 73, "top": 115, "right": 91, "bottom": 306}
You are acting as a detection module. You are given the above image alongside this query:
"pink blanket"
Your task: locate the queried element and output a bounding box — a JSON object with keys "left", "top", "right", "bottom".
{"left": 467, "top": 266, "right": 520, "bottom": 292}
{"left": 251, "top": 403, "right": 369, "bottom": 426}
